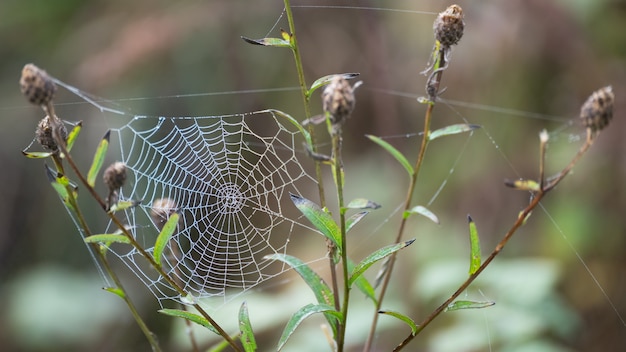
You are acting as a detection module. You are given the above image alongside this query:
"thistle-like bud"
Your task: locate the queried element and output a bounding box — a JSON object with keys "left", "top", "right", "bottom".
{"left": 434, "top": 4, "right": 464, "bottom": 48}
{"left": 103, "top": 162, "right": 127, "bottom": 192}
{"left": 580, "top": 86, "right": 614, "bottom": 132}
{"left": 20, "top": 63, "right": 57, "bottom": 106}
{"left": 322, "top": 76, "right": 355, "bottom": 131}
{"left": 150, "top": 198, "right": 178, "bottom": 229}
{"left": 35, "top": 115, "right": 67, "bottom": 151}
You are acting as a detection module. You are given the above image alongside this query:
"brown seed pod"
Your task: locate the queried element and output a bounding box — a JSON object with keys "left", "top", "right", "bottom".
{"left": 322, "top": 76, "right": 355, "bottom": 129}
{"left": 150, "top": 198, "right": 179, "bottom": 229}
{"left": 36, "top": 116, "right": 67, "bottom": 151}
{"left": 20, "top": 63, "right": 57, "bottom": 106}
{"left": 103, "top": 162, "right": 127, "bottom": 192}
{"left": 580, "top": 86, "right": 614, "bottom": 132}
{"left": 434, "top": 4, "right": 464, "bottom": 48}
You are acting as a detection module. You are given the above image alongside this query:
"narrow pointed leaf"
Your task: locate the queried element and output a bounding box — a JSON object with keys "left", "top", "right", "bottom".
{"left": 239, "top": 302, "right": 257, "bottom": 352}
{"left": 445, "top": 300, "right": 495, "bottom": 312}
{"left": 103, "top": 287, "right": 126, "bottom": 299}
{"left": 278, "top": 304, "right": 341, "bottom": 351}
{"left": 346, "top": 198, "right": 381, "bottom": 210}
{"left": 429, "top": 123, "right": 480, "bottom": 141}
{"left": 108, "top": 199, "right": 142, "bottom": 213}
{"left": 270, "top": 109, "right": 312, "bottom": 148}
{"left": 22, "top": 151, "right": 53, "bottom": 159}
{"left": 158, "top": 309, "right": 219, "bottom": 334}
{"left": 347, "top": 259, "right": 377, "bottom": 304}
{"left": 349, "top": 239, "right": 415, "bottom": 286}
{"left": 65, "top": 121, "right": 82, "bottom": 152}
{"left": 290, "top": 194, "right": 341, "bottom": 249}
{"left": 346, "top": 211, "right": 368, "bottom": 233}
{"left": 241, "top": 35, "right": 291, "bottom": 48}
{"left": 308, "top": 73, "right": 360, "bottom": 97}
{"left": 87, "top": 130, "right": 110, "bottom": 187}
{"left": 153, "top": 213, "right": 179, "bottom": 267}
{"left": 403, "top": 205, "right": 439, "bottom": 224}
{"left": 468, "top": 215, "right": 481, "bottom": 275}
{"left": 84, "top": 233, "right": 131, "bottom": 244}
{"left": 366, "top": 135, "right": 413, "bottom": 176}
{"left": 45, "top": 164, "right": 77, "bottom": 211}
{"left": 378, "top": 310, "right": 418, "bottom": 335}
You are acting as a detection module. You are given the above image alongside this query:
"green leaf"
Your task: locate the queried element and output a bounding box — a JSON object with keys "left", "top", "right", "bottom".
{"left": 346, "top": 198, "right": 381, "bottom": 210}
{"left": 429, "top": 123, "right": 480, "bottom": 141}
{"left": 108, "top": 199, "right": 142, "bottom": 213}
{"left": 65, "top": 121, "right": 82, "bottom": 152}
{"left": 290, "top": 194, "right": 341, "bottom": 249}
{"left": 468, "top": 215, "right": 481, "bottom": 275}
{"left": 269, "top": 109, "right": 312, "bottom": 149}
{"left": 348, "top": 239, "right": 415, "bottom": 286}
{"left": 445, "top": 300, "right": 495, "bottom": 312}
{"left": 346, "top": 211, "right": 368, "bottom": 233}
{"left": 366, "top": 135, "right": 414, "bottom": 176}
{"left": 347, "top": 259, "right": 377, "bottom": 304}
{"left": 265, "top": 253, "right": 338, "bottom": 335}
{"left": 504, "top": 178, "right": 540, "bottom": 192}
{"left": 158, "top": 309, "right": 219, "bottom": 335}
{"left": 308, "top": 73, "right": 360, "bottom": 97}
{"left": 239, "top": 302, "right": 257, "bottom": 352}
{"left": 403, "top": 205, "right": 439, "bottom": 224}
{"left": 87, "top": 130, "right": 110, "bottom": 187}
{"left": 103, "top": 287, "right": 126, "bottom": 299}
{"left": 45, "top": 164, "right": 77, "bottom": 212}
{"left": 378, "top": 310, "right": 417, "bottom": 335}
{"left": 153, "top": 213, "right": 179, "bottom": 267}
{"left": 22, "top": 151, "right": 53, "bottom": 159}
{"left": 84, "top": 233, "right": 131, "bottom": 244}
{"left": 241, "top": 35, "right": 291, "bottom": 47}
{"left": 278, "top": 304, "right": 341, "bottom": 351}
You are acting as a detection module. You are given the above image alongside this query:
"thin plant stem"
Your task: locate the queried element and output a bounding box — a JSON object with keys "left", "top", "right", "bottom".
{"left": 364, "top": 48, "right": 446, "bottom": 352}
{"left": 393, "top": 131, "right": 597, "bottom": 351}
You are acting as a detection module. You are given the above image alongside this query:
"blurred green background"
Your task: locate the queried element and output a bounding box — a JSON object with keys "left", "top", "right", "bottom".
{"left": 1, "top": 0, "right": 625, "bottom": 351}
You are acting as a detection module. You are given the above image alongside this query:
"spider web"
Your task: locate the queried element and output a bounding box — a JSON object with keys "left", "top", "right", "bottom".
{"left": 93, "top": 109, "right": 319, "bottom": 304}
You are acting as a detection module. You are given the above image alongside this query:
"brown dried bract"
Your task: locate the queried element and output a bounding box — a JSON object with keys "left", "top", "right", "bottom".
{"left": 580, "top": 86, "right": 614, "bottom": 132}
{"left": 434, "top": 4, "right": 464, "bottom": 48}
{"left": 20, "top": 63, "right": 57, "bottom": 106}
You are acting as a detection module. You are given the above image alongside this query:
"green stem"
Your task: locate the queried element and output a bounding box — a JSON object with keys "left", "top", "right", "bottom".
{"left": 364, "top": 48, "right": 445, "bottom": 352}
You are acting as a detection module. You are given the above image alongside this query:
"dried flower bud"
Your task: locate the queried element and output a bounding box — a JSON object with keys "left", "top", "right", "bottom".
{"left": 36, "top": 116, "right": 67, "bottom": 151}
{"left": 103, "top": 162, "right": 127, "bottom": 191}
{"left": 20, "top": 63, "right": 57, "bottom": 106}
{"left": 434, "top": 4, "right": 464, "bottom": 48}
{"left": 322, "top": 76, "right": 355, "bottom": 129}
{"left": 150, "top": 198, "right": 178, "bottom": 229}
{"left": 580, "top": 86, "right": 614, "bottom": 132}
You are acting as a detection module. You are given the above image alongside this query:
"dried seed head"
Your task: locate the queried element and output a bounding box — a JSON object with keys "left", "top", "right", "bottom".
{"left": 150, "top": 198, "right": 178, "bottom": 229}
{"left": 322, "top": 76, "right": 355, "bottom": 129}
{"left": 36, "top": 116, "right": 67, "bottom": 151}
{"left": 103, "top": 162, "right": 127, "bottom": 192}
{"left": 434, "top": 4, "right": 464, "bottom": 48}
{"left": 20, "top": 63, "right": 57, "bottom": 106}
{"left": 580, "top": 86, "right": 614, "bottom": 132}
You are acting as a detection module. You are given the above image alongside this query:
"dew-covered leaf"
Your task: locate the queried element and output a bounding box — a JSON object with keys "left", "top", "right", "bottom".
{"left": 347, "top": 259, "right": 377, "bottom": 304}
{"left": 22, "top": 151, "right": 53, "bottom": 159}
{"left": 158, "top": 309, "right": 219, "bottom": 335}
{"left": 349, "top": 239, "right": 415, "bottom": 286}
{"left": 239, "top": 302, "right": 257, "bottom": 352}
{"left": 65, "top": 121, "right": 82, "bottom": 152}
{"left": 84, "top": 233, "right": 130, "bottom": 245}
{"left": 308, "top": 73, "right": 360, "bottom": 97}
{"left": 429, "top": 124, "right": 480, "bottom": 141}
{"left": 346, "top": 211, "right": 368, "bottom": 233}
{"left": 468, "top": 215, "right": 481, "bottom": 275}
{"left": 290, "top": 194, "right": 341, "bottom": 249}
{"left": 346, "top": 198, "right": 381, "bottom": 210}
{"left": 278, "top": 304, "right": 341, "bottom": 351}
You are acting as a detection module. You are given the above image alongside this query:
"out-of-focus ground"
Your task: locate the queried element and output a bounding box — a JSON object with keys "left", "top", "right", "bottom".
{"left": 0, "top": 1, "right": 625, "bottom": 351}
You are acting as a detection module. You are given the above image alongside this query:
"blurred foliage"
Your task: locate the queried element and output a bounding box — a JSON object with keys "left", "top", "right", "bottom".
{"left": 1, "top": 0, "right": 625, "bottom": 351}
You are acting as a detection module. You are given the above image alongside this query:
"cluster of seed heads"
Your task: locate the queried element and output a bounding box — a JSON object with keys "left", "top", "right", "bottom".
{"left": 580, "top": 86, "right": 614, "bottom": 133}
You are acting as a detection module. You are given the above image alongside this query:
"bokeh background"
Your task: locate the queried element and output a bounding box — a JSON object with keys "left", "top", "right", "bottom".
{"left": 1, "top": 0, "right": 625, "bottom": 351}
